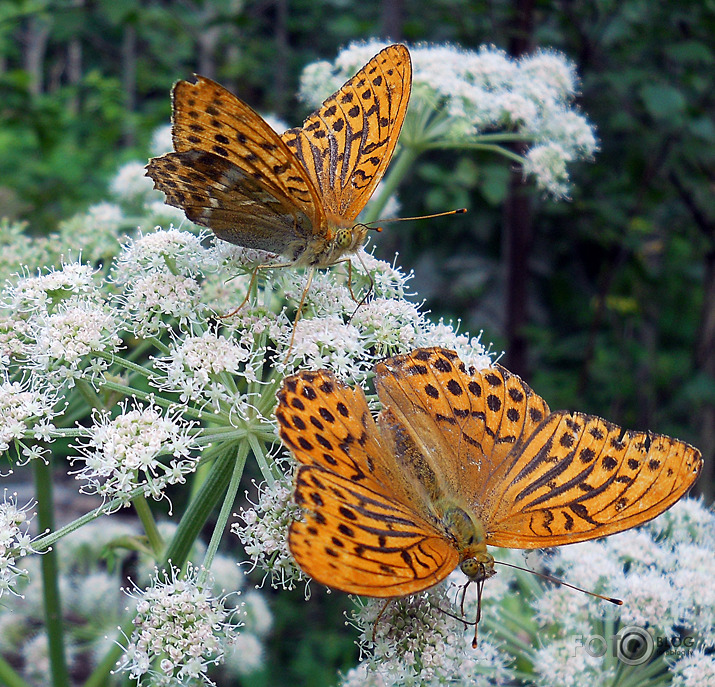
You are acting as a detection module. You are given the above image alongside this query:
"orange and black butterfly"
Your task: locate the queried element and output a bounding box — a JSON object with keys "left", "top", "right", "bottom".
{"left": 276, "top": 347, "right": 701, "bottom": 614}
{"left": 146, "top": 44, "right": 412, "bottom": 268}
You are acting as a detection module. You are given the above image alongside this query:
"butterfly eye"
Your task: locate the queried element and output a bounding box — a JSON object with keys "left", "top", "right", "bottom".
{"left": 460, "top": 552, "right": 495, "bottom": 583}
{"left": 335, "top": 228, "right": 352, "bottom": 249}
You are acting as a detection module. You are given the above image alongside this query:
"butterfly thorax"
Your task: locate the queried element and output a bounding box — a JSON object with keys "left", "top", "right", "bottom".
{"left": 295, "top": 214, "right": 368, "bottom": 268}
{"left": 441, "top": 504, "right": 496, "bottom": 583}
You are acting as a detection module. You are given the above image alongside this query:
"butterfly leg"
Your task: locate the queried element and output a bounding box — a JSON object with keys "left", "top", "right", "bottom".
{"left": 283, "top": 267, "right": 316, "bottom": 360}
{"left": 370, "top": 598, "right": 394, "bottom": 646}
{"left": 221, "top": 261, "right": 294, "bottom": 318}
{"left": 339, "top": 252, "right": 374, "bottom": 322}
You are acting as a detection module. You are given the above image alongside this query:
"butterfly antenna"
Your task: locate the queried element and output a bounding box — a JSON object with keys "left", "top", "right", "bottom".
{"left": 494, "top": 559, "right": 623, "bottom": 606}
{"left": 360, "top": 207, "right": 467, "bottom": 233}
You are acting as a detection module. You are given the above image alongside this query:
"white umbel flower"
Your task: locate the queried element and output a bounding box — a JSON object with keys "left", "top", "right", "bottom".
{"left": 71, "top": 400, "right": 200, "bottom": 510}
{"left": 117, "top": 563, "right": 242, "bottom": 685}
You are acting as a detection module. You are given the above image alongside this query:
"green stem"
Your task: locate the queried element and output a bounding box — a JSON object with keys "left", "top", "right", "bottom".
{"left": 249, "top": 432, "right": 275, "bottom": 485}
{"left": 132, "top": 495, "right": 164, "bottom": 557}
{"left": 199, "top": 441, "right": 249, "bottom": 585}
{"left": 33, "top": 457, "right": 69, "bottom": 687}
{"left": 95, "top": 349, "right": 153, "bottom": 379}
{"left": 98, "top": 379, "right": 209, "bottom": 422}
{"left": 162, "top": 446, "right": 235, "bottom": 568}
{"left": 425, "top": 140, "right": 527, "bottom": 165}
{"left": 362, "top": 145, "right": 420, "bottom": 224}
{"left": 75, "top": 378, "right": 103, "bottom": 410}
{"left": 0, "top": 654, "right": 31, "bottom": 687}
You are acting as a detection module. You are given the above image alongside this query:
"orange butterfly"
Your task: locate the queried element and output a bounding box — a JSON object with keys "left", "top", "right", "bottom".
{"left": 276, "top": 347, "right": 701, "bottom": 630}
{"left": 145, "top": 45, "right": 411, "bottom": 268}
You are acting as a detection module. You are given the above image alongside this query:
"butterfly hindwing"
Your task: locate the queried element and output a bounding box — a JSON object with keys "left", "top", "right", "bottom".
{"left": 278, "top": 369, "right": 458, "bottom": 595}
{"left": 146, "top": 149, "right": 314, "bottom": 254}
{"left": 289, "top": 464, "right": 459, "bottom": 597}
{"left": 281, "top": 44, "right": 412, "bottom": 221}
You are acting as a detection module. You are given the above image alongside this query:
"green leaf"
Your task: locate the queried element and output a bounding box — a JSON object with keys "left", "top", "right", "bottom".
{"left": 639, "top": 84, "right": 687, "bottom": 120}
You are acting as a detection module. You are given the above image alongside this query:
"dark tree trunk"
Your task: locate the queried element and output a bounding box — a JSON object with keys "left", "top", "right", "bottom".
{"left": 695, "top": 248, "right": 715, "bottom": 501}
{"left": 23, "top": 14, "right": 52, "bottom": 95}
{"left": 121, "top": 22, "right": 137, "bottom": 147}
{"left": 381, "top": 0, "right": 405, "bottom": 40}
{"left": 273, "top": 0, "right": 289, "bottom": 112}
{"left": 503, "top": 0, "right": 535, "bottom": 377}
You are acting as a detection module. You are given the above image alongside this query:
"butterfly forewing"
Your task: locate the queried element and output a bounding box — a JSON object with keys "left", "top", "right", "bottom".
{"left": 172, "top": 77, "right": 322, "bottom": 223}
{"left": 484, "top": 410, "right": 703, "bottom": 548}
{"left": 281, "top": 44, "right": 412, "bottom": 221}
{"left": 374, "top": 349, "right": 550, "bottom": 517}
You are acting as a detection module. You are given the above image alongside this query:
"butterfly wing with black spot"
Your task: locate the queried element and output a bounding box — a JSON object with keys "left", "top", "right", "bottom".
{"left": 481, "top": 410, "right": 703, "bottom": 548}
{"left": 281, "top": 44, "right": 412, "bottom": 220}
{"left": 146, "top": 75, "right": 324, "bottom": 255}
{"left": 374, "top": 348, "right": 550, "bottom": 522}
{"left": 277, "top": 370, "right": 459, "bottom": 596}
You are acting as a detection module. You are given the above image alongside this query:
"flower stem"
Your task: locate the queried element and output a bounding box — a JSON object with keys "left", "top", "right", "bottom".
{"left": 199, "top": 441, "right": 249, "bottom": 584}
{"left": 162, "top": 445, "right": 235, "bottom": 569}
{"left": 33, "top": 456, "right": 70, "bottom": 687}
{"left": 132, "top": 495, "right": 164, "bottom": 557}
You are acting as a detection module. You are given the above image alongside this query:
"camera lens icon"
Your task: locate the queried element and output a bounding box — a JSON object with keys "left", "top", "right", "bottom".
{"left": 616, "top": 626, "right": 654, "bottom": 665}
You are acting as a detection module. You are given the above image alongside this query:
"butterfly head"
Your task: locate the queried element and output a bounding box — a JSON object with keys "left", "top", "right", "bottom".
{"left": 306, "top": 219, "right": 369, "bottom": 267}
{"left": 460, "top": 551, "right": 496, "bottom": 584}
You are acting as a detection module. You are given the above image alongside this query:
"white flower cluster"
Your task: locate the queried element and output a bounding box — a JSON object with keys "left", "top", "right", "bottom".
{"left": 2, "top": 261, "right": 121, "bottom": 390}
{"left": 71, "top": 400, "right": 200, "bottom": 510}
{"left": 0, "top": 492, "right": 41, "bottom": 598}
{"left": 153, "top": 329, "right": 260, "bottom": 416}
{"left": 344, "top": 586, "right": 514, "bottom": 686}
{"left": 113, "top": 228, "right": 212, "bottom": 336}
{"left": 0, "top": 377, "right": 59, "bottom": 463}
{"left": 117, "top": 563, "right": 243, "bottom": 685}
{"left": 299, "top": 41, "right": 597, "bottom": 196}
{"left": 526, "top": 498, "right": 715, "bottom": 684}
{"left": 232, "top": 467, "right": 308, "bottom": 591}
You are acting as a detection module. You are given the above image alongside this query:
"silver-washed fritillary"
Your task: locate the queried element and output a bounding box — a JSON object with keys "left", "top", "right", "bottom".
{"left": 145, "top": 44, "right": 411, "bottom": 267}
{"left": 276, "top": 347, "right": 702, "bottom": 626}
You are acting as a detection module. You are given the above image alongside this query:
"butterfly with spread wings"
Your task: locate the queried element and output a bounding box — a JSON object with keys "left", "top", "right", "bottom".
{"left": 276, "top": 347, "right": 702, "bottom": 632}
{"left": 145, "top": 44, "right": 412, "bottom": 268}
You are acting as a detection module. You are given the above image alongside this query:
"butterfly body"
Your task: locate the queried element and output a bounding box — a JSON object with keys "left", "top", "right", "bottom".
{"left": 278, "top": 348, "right": 701, "bottom": 599}
{"left": 146, "top": 45, "right": 411, "bottom": 267}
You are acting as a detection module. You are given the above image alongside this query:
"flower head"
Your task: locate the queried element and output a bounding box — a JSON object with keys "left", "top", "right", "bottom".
{"left": 345, "top": 586, "right": 515, "bottom": 686}
{"left": 117, "top": 563, "right": 243, "bottom": 685}
{"left": 71, "top": 399, "right": 200, "bottom": 511}
{"left": 0, "top": 491, "right": 42, "bottom": 598}
{"left": 232, "top": 465, "right": 307, "bottom": 591}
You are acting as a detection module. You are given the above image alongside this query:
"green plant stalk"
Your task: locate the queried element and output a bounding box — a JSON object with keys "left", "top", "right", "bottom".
{"left": 199, "top": 441, "right": 249, "bottom": 585}
{"left": 98, "top": 378, "right": 210, "bottom": 422}
{"left": 162, "top": 445, "right": 236, "bottom": 568}
{"left": 33, "top": 456, "right": 70, "bottom": 687}
{"left": 133, "top": 494, "right": 164, "bottom": 557}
